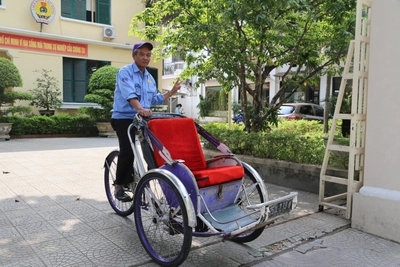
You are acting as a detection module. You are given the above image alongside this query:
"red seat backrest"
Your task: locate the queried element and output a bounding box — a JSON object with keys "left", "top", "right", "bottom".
{"left": 147, "top": 118, "right": 207, "bottom": 171}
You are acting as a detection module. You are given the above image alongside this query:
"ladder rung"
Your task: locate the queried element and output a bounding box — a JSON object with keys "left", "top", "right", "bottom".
{"left": 326, "top": 145, "right": 365, "bottom": 155}
{"left": 335, "top": 114, "right": 352, "bottom": 120}
{"left": 342, "top": 73, "right": 353, "bottom": 80}
{"left": 353, "top": 114, "right": 366, "bottom": 120}
{"left": 319, "top": 202, "right": 347, "bottom": 210}
{"left": 323, "top": 192, "right": 348, "bottom": 202}
{"left": 321, "top": 175, "right": 348, "bottom": 185}
{"left": 334, "top": 113, "right": 366, "bottom": 120}
{"left": 353, "top": 70, "right": 369, "bottom": 78}
{"left": 327, "top": 144, "right": 350, "bottom": 152}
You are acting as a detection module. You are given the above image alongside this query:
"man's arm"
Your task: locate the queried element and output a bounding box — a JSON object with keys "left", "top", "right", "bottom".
{"left": 129, "top": 98, "right": 152, "bottom": 117}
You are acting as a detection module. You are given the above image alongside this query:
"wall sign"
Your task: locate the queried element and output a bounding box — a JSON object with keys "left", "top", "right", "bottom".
{"left": 0, "top": 33, "right": 88, "bottom": 57}
{"left": 31, "top": 0, "right": 56, "bottom": 24}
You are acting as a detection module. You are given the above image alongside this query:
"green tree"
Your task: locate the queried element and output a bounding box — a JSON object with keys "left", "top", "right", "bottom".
{"left": 131, "top": 0, "right": 356, "bottom": 132}
{"left": 29, "top": 69, "right": 62, "bottom": 113}
{"left": 0, "top": 57, "right": 32, "bottom": 116}
{"left": 79, "top": 65, "right": 119, "bottom": 122}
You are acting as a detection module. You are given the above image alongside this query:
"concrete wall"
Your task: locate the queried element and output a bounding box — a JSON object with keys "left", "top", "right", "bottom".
{"left": 203, "top": 149, "right": 347, "bottom": 196}
{"left": 351, "top": 0, "right": 400, "bottom": 243}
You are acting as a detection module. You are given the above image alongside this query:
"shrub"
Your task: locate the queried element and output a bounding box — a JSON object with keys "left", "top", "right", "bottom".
{"left": 0, "top": 57, "right": 32, "bottom": 116}
{"left": 202, "top": 120, "right": 329, "bottom": 165}
{"left": 29, "top": 69, "right": 62, "bottom": 112}
{"left": 79, "top": 65, "right": 119, "bottom": 122}
{"left": 0, "top": 115, "right": 98, "bottom": 135}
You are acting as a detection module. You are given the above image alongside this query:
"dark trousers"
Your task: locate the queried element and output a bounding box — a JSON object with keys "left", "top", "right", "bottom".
{"left": 111, "top": 119, "right": 135, "bottom": 186}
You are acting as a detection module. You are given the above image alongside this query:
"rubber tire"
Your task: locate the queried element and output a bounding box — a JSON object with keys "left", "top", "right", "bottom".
{"left": 134, "top": 172, "right": 192, "bottom": 266}
{"left": 104, "top": 150, "right": 135, "bottom": 216}
{"left": 232, "top": 166, "right": 266, "bottom": 243}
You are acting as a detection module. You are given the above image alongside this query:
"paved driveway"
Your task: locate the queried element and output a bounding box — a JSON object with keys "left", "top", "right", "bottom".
{"left": 1, "top": 138, "right": 399, "bottom": 267}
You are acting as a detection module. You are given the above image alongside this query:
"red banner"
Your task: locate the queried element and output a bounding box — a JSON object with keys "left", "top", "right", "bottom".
{"left": 0, "top": 33, "right": 88, "bottom": 57}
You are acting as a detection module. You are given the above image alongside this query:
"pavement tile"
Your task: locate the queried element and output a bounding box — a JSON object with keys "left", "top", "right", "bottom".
{"left": 1, "top": 138, "right": 400, "bottom": 267}
{"left": 3, "top": 208, "right": 44, "bottom": 226}
{"left": 0, "top": 237, "right": 38, "bottom": 266}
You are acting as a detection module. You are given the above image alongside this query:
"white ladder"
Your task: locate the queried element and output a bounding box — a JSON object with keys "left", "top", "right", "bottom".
{"left": 319, "top": 0, "right": 371, "bottom": 219}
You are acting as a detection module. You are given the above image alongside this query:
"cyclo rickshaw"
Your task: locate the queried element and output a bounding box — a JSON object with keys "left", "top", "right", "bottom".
{"left": 104, "top": 113, "right": 298, "bottom": 266}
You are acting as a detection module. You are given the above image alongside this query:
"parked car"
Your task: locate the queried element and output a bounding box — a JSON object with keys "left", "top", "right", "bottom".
{"left": 278, "top": 103, "right": 325, "bottom": 121}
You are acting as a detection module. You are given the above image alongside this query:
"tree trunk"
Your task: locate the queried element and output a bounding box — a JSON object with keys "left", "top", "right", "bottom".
{"left": 324, "top": 75, "right": 331, "bottom": 133}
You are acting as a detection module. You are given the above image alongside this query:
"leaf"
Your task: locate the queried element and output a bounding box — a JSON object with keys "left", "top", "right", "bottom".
{"left": 129, "top": 0, "right": 356, "bottom": 132}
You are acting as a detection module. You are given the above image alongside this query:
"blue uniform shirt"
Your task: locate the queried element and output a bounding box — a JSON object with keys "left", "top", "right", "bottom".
{"left": 111, "top": 62, "right": 164, "bottom": 119}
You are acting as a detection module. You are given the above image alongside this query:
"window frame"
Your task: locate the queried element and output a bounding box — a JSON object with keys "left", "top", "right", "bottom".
{"left": 63, "top": 58, "right": 88, "bottom": 103}
{"left": 61, "top": 0, "right": 110, "bottom": 25}
{"left": 62, "top": 58, "right": 110, "bottom": 104}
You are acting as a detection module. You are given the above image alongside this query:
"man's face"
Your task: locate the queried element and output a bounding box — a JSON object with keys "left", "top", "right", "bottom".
{"left": 133, "top": 47, "right": 152, "bottom": 70}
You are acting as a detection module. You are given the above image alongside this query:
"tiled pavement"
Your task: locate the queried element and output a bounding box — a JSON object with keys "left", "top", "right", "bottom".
{"left": 1, "top": 137, "right": 400, "bottom": 267}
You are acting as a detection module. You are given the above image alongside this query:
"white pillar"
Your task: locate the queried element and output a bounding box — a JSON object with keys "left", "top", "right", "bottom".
{"left": 351, "top": 0, "right": 400, "bottom": 243}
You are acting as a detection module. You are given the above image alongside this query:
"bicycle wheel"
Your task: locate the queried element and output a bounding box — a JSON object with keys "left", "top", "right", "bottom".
{"left": 232, "top": 163, "right": 266, "bottom": 243}
{"left": 134, "top": 172, "right": 192, "bottom": 266}
{"left": 104, "top": 150, "right": 135, "bottom": 216}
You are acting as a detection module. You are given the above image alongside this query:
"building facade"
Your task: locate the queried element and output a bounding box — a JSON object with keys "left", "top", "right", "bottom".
{"left": 351, "top": 0, "right": 400, "bottom": 243}
{"left": 0, "top": 0, "right": 161, "bottom": 114}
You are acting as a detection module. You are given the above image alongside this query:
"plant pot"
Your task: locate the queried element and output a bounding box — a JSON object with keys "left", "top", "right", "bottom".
{"left": 39, "top": 110, "right": 55, "bottom": 116}
{"left": 0, "top": 122, "right": 13, "bottom": 141}
{"left": 96, "top": 122, "right": 116, "bottom": 137}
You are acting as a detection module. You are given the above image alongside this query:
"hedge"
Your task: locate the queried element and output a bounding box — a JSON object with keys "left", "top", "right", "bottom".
{"left": 0, "top": 114, "right": 98, "bottom": 136}
{"left": 202, "top": 120, "right": 346, "bottom": 166}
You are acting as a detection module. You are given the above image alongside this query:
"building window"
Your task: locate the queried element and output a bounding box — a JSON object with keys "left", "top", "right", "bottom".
{"left": 61, "top": 0, "right": 110, "bottom": 25}
{"left": 63, "top": 58, "right": 110, "bottom": 103}
{"left": 332, "top": 77, "right": 352, "bottom": 96}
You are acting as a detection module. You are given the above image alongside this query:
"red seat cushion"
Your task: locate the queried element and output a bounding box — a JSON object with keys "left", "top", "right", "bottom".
{"left": 192, "top": 166, "right": 244, "bottom": 188}
{"left": 148, "top": 118, "right": 244, "bottom": 187}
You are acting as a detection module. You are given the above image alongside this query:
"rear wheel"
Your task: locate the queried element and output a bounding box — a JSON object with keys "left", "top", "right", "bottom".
{"left": 104, "top": 150, "right": 135, "bottom": 216}
{"left": 232, "top": 164, "right": 266, "bottom": 243}
{"left": 134, "top": 172, "right": 192, "bottom": 266}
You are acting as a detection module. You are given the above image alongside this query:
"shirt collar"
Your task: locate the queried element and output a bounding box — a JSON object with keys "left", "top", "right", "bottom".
{"left": 132, "top": 62, "right": 148, "bottom": 76}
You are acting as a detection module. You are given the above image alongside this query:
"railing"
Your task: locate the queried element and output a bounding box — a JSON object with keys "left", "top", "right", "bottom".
{"left": 163, "top": 61, "right": 185, "bottom": 75}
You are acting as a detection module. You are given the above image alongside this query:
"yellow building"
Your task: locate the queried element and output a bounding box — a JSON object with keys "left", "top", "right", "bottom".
{"left": 0, "top": 0, "right": 160, "bottom": 114}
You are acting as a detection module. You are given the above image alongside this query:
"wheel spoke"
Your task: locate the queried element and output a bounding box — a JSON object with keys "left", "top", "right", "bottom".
{"left": 134, "top": 173, "right": 192, "bottom": 266}
{"left": 104, "top": 151, "right": 135, "bottom": 216}
{"left": 233, "top": 166, "right": 266, "bottom": 243}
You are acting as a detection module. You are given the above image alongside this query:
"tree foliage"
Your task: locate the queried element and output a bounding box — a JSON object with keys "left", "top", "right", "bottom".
{"left": 131, "top": 0, "right": 356, "bottom": 131}
{"left": 0, "top": 57, "right": 32, "bottom": 116}
{"left": 29, "top": 69, "right": 62, "bottom": 111}
{"left": 79, "top": 65, "right": 119, "bottom": 122}
{"left": 0, "top": 57, "right": 23, "bottom": 90}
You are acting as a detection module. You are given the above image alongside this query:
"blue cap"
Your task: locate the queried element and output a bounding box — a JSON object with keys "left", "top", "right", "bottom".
{"left": 132, "top": 41, "right": 153, "bottom": 52}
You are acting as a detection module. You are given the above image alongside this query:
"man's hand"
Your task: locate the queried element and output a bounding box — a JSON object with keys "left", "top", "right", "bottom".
{"left": 130, "top": 98, "right": 152, "bottom": 117}
{"left": 137, "top": 108, "right": 152, "bottom": 117}
{"left": 171, "top": 78, "right": 182, "bottom": 94}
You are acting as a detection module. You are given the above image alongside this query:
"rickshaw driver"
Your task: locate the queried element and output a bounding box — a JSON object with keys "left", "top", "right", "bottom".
{"left": 111, "top": 41, "right": 182, "bottom": 201}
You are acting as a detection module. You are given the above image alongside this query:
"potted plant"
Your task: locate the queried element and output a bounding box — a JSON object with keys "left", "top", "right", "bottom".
{"left": 79, "top": 65, "right": 119, "bottom": 137}
{"left": 0, "top": 57, "right": 32, "bottom": 140}
{"left": 29, "top": 69, "right": 62, "bottom": 116}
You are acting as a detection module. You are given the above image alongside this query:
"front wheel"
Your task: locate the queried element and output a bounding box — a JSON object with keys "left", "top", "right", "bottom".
{"left": 134, "top": 172, "right": 192, "bottom": 266}
{"left": 104, "top": 150, "right": 135, "bottom": 216}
